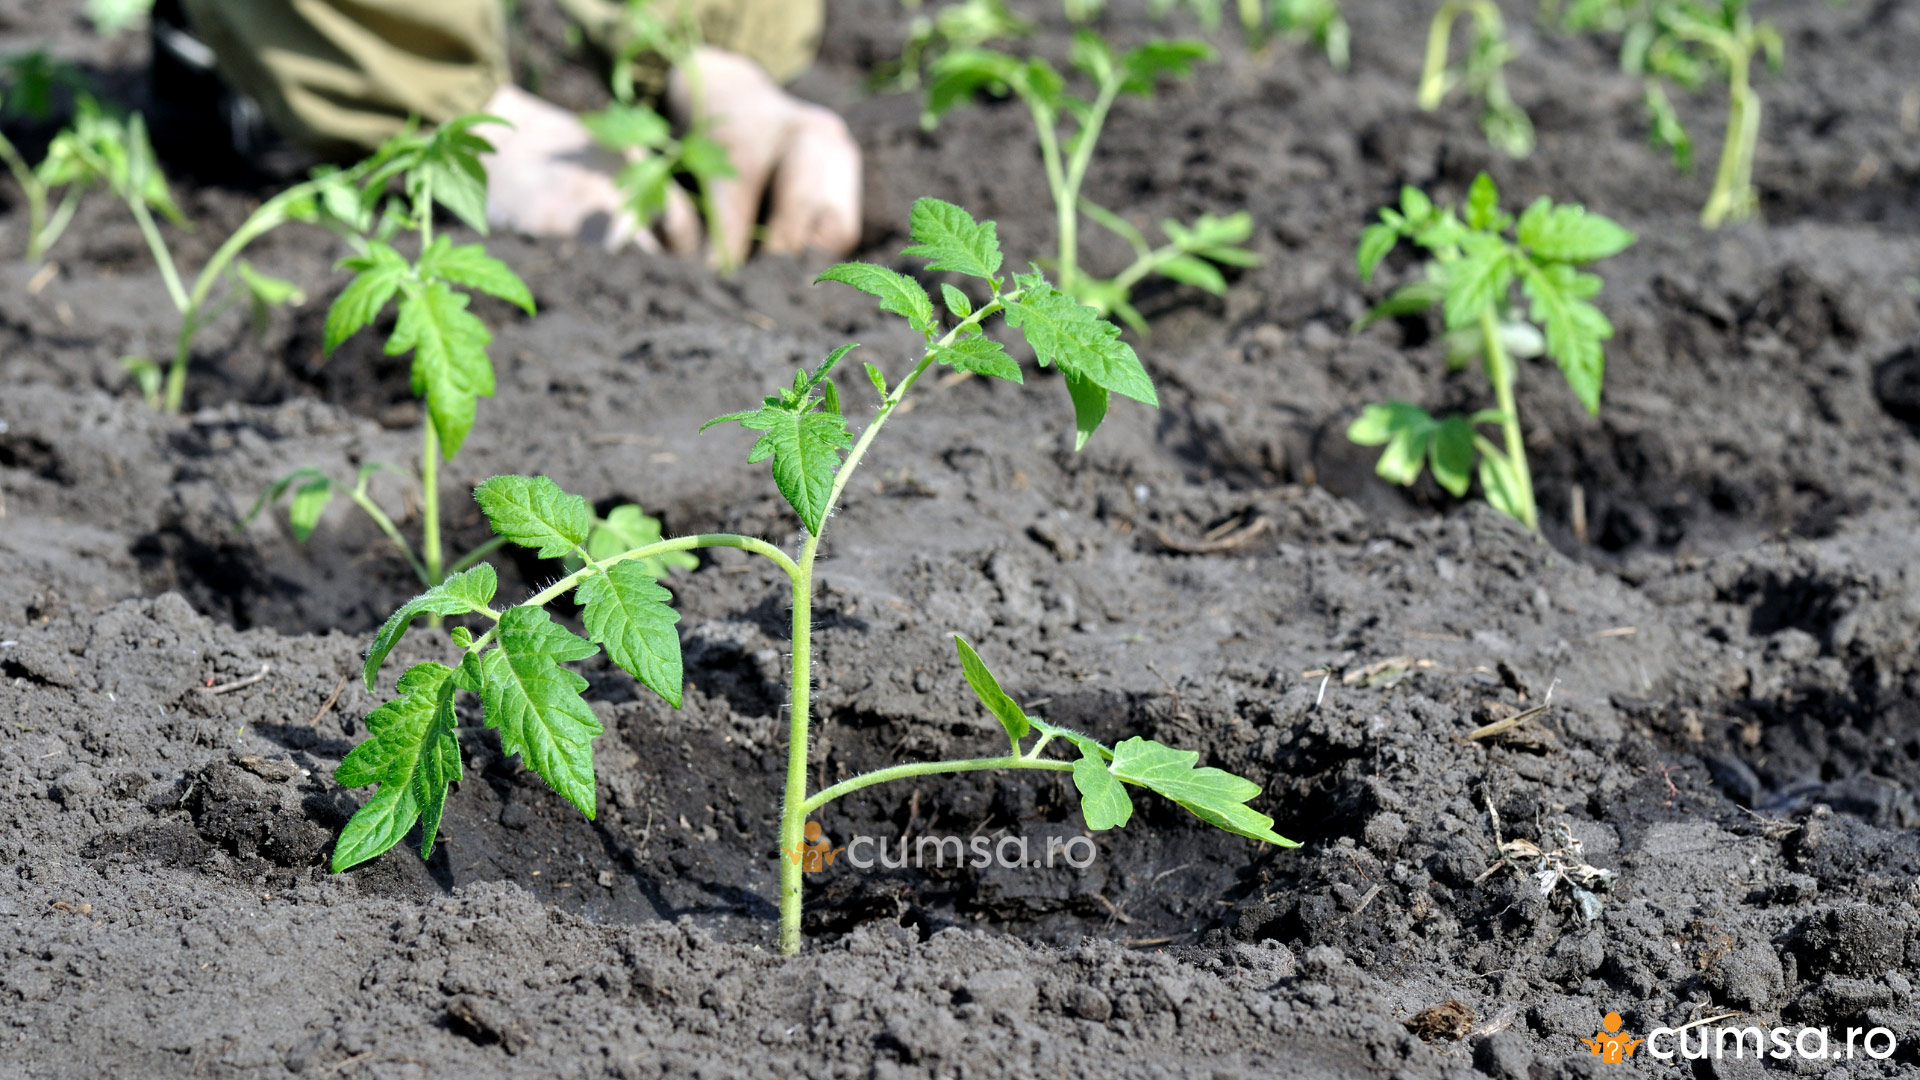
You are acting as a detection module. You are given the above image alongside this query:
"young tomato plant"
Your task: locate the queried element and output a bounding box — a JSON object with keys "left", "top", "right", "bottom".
{"left": 1418, "top": 0, "right": 1534, "bottom": 158}
{"left": 0, "top": 54, "right": 90, "bottom": 260}
{"left": 871, "top": 0, "right": 1032, "bottom": 93}
{"left": 332, "top": 198, "right": 1296, "bottom": 954}
{"left": 583, "top": 3, "right": 736, "bottom": 267}
{"left": 248, "top": 116, "right": 537, "bottom": 590}
{"left": 1269, "top": 0, "right": 1350, "bottom": 69}
{"left": 41, "top": 99, "right": 344, "bottom": 411}
{"left": 924, "top": 33, "right": 1257, "bottom": 332}
{"left": 1350, "top": 173, "right": 1634, "bottom": 530}
{"left": 1548, "top": 0, "right": 1780, "bottom": 228}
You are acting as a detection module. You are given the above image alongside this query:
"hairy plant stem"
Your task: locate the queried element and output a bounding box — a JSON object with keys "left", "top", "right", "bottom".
{"left": 803, "top": 754, "right": 1074, "bottom": 815}
{"left": 421, "top": 425, "right": 444, "bottom": 585}
{"left": 1672, "top": 20, "right": 1759, "bottom": 228}
{"left": 0, "top": 132, "right": 52, "bottom": 260}
{"left": 1481, "top": 306, "right": 1537, "bottom": 530}
{"left": 1419, "top": 0, "right": 1502, "bottom": 110}
{"left": 1028, "top": 75, "right": 1121, "bottom": 297}
{"left": 347, "top": 485, "right": 431, "bottom": 585}
{"left": 123, "top": 166, "right": 371, "bottom": 412}
{"left": 773, "top": 290, "right": 1043, "bottom": 954}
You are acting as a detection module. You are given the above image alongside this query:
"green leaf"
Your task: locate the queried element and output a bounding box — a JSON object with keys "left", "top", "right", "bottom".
{"left": 1518, "top": 261, "right": 1611, "bottom": 415}
{"left": 1400, "top": 185, "right": 1434, "bottom": 223}
{"left": 1514, "top": 198, "right": 1636, "bottom": 264}
{"left": 325, "top": 242, "right": 407, "bottom": 353}
{"left": 474, "top": 475, "right": 591, "bottom": 559}
{"left": 1464, "top": 171, "right": 1502, "bottom": 231}
{"left": 1357, "top": 223, "right": 1400, "bottom": 283}
{"left": 1004, "top": 275, "right": 1157, "bottom": 406}
{"left": 677, "top": 134, "right": 735, "bottom": 180}
{"left": 412, "top": 675, "right": 461, "bottom": 858}
{"left": 1028, "top": 716, "right": 1112, "bottom": 761}
{"left": 941, "top": 282, "right": 973, "bottom": 319}
{"left": 1443, "top": 234, "right": 1513, "bottom": 330}
{"left": 581, "top": 104, "right": 673, "bottom": 150}
{"left": 931, "top": 336, "right": 1023, "bottom": 382}
{"left": 389, "top": 280, "right": 496, "bottom": 457}
{"left": 1119, "top": 39, "right": 1214, "bottom": 91}
{"left": 1071, "top": 748, "right": 1133, "bottom": 830}
{"left": 865, "top": 362, "right": 888, "bottom": 399}
{"left": 1154, "top": 254, "right": 1227, "bottom": 295}
{"left": 417, "top": 114, "right": 498, "bottom": 234}
{"left": 952, "top": 635, "right": 1029, "bottom": 741}
{"left": 578, "top": 561, "right": 683, "bottom": 708}
{"left": 287, "top": 474, "right": 334, "bottom": 541}
{"left": 901, "top": 198, "right": 1004, "bottom": 281}
{"left": 331, "top": 781, "right": 417, "bottom": 873}
{"left": 333, "top": 662, "right": 462, "bottom": 870}
{"left": 710, "top": 405, "right": 851, "bottom": 534}
{"left": 817, "top": 262, "right": 936, "bottom": 333}
{"left": 1353, "top": 278, "right": 1445, "bottom": 331}
{"left": 235, "top": 260, "right": 305, "bottom": 340}
{"left": 1108, "top": 737, "right": 1297, "bottom": 846}
{"left": 583, "top": 505, "right": 698, "bottom": 575}
{"left": 243, "top": 466, "right": 332, "bottom": 541}
{"left": 1347, "top": 401, "right": 1436, "bottom": 487}
{"left": 1064, "top": 372, "right": 1109, "bottom": 453}
{"left": 363, "top": 564, "right": 498, "bottom": 690}
{"left": 479, "top": 607, "right": 603, "bottom": 818}
{"left": 923, "top": 47, "right": 1024, "bottom": 123}
{"left": 417, "top": 237, "right": 536, "bottom": 315}
{"left": 1429, "top": 416, "right": 1475, "bottom": 497}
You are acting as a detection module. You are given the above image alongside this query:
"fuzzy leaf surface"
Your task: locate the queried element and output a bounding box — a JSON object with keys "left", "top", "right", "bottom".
{"left": 817, "top": 263, "right": 935, "bottom": 333}
{"left": 475, "top": 475, "right": 591, "bottom": 559}
{"left": 363, "top": 564, "right": 498, "bottom": 690}
{"left": 479, "top": 607, "right": 602, "bottom": 818}
{"left": 1108, "top": 737, "right": 1297, "bottom": 846}
{"left": 333, "top": 662, "right": 461, "bottom": 870}
{"left": 578, "top": 561, "right": 683, "bottom": 708}
{"left": 1004, "top": 275, "right": 1156, "bottom": 405}
{"left": 952, "top": 635, "right": 1028, "bottom": 741}
{"left": 389, "top": 280, "right": 495, "bottom": 457}
{"left": 1072, "top": 748, "right": 1133, "bottom": 830}
{"left": 930, "top": 336, "right": 1022, "bottom": 382}
{"left": 901, "top": 198, "right": 1003, "bottom": 281}
{"left": 417, "top": 236, "right": 535, "bottom": 314}
{"left": 325, "top": 242, "right": 407, "bottom": 353}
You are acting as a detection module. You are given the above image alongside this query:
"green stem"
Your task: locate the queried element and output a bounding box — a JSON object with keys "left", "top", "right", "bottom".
{"left": 774, "top": 291, "right": 1017, "bottom": 954}
{"left": 1481, "top": 306, "right": 1537, "bottom": 530}
{"left": 802, "top": 754, "right": 1074, "bottom": 816}
{"left": 347, "top": 484, "right": 432, "bottom": 585}
{"left": 1111, "top": 241, "right": 1187, "bottom": 293}
{"left": 1668, "top": 19, "right": 1758, "bottom": 229}
{"left": 421, "top": 424, "right": 444, "bottom": 586}
{"left": 0, "top": 132, "right": 47, "bottom": 260}
{"left": 1029, "top": 99, "right": 1074, "bottom": 291}
{"left": 1057, "top": 78, "right": 1122, "bottom": 295}
{"left": 162, "top": 313, "right": 197, "bottom": 414}
{"left": 128, "top": 196, "right": 191, "bottom": 315}
{"left": 1419, "top": 0, "right": 1500, "bottom": 110}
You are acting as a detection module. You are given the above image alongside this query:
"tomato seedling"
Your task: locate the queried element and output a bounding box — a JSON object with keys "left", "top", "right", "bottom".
{"left": 0, "top": 53, "right": 90, "bottom": 261}
{"left": 1419, "top": 0, "right": 1533, "bottom": 158}
{"left": 40, "top": 98, "right": 350, "bottom": 411}
{"left": 248, "top": 116, "right": 538, "bottom": 590}
{"left": 333, "top": 198, "right": 1297, "bottom": 954}
{"left": 1547, "top": 0, "right": 1781, "bottom": 228}
{"left": 1351, "top": 173, "right": 1634, "bottom": 530}
{"left": 583, "top": 3, "right": 736, "bottom": 268}
{"left": 923, "top": 32, "right": 1257, "bottom": 332}
{"left": 871, "top": 0, "right": 1032, "bottom": 93}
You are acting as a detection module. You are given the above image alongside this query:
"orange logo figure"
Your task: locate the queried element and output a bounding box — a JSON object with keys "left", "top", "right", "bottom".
{"left": 1581, "top": 1012, "right": 1644, "bottom": 1062}
{"left": 781, "top": 821, "right": 843, "bottom": 872}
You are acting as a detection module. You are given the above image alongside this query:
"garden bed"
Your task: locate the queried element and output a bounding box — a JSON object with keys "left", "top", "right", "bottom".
{"left": 3, "top": 0, "right": 1919, "bottom": 1076}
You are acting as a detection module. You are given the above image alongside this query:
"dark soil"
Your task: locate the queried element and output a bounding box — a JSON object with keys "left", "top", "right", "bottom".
{"left": 4, "top": 1, "right": 1920, "bottom": 1077}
